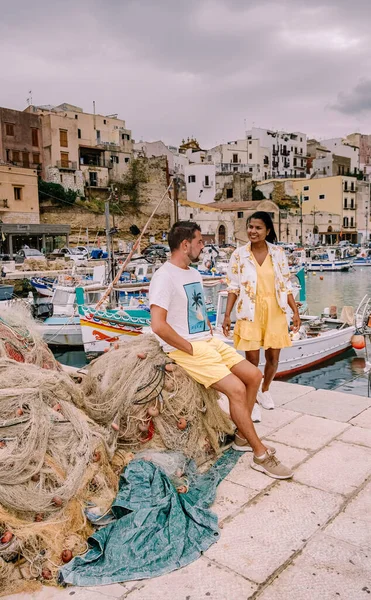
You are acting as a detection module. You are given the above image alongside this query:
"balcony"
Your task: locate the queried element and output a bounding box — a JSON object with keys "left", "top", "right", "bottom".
{"left": 215, "top": 163, "right": 250, "bottom": 174}
{"left": 283, "top": 160, "right": 290, "bottom": 169}
{"left": 282, "top": 149, "right": 290, "bottom": 156}
{"left": 343, "top": 185, "right": 356, "bottom": 193}
{"left": 272, "top": 148, "right": 279, "bottom": 156}
{"left": 56, "top": 160, "right": 77, "bottom": 170}
{"left": 79, "top": 158, "right": 112, "bottom": 169}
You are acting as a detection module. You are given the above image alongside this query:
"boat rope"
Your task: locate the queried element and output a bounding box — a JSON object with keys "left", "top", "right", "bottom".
{"left": 95, "top": 179, "right": 174, "bottom": 309}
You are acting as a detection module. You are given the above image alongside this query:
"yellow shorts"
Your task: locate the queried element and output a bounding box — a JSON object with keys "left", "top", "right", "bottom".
{"left": 168, "top": 337, "right": 244, "bottom": 388}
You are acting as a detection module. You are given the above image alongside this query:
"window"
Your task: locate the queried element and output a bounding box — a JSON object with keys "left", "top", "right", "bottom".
{"left": 32, "top": 152, "right": 40, "bottom": 164}
{"left": 103, "top": 119, "right": 107, "bottom": 124}
{"left": 96, "top": 130, "right": 101, "bottom": 142}
{"left": 188, "top": 175, "right": 196, "bottom": 183}
{"left": 295, "top": 147, "right": 298, "bottom": 154}
{"left": 304, "top": 185, "right": 309, "bottom": 191}
{"left": 350, "top": 199, "right": 355, "bottom": 209}
{"left": 248, "top": 140, "right": 252, "bottom": 144}
{"left": 344, "top": 198, "right": 348, "bottom": 208}
{"left": 226, "top": 188, "right": 233, "bottom": 199}
{"left": 122, "top": 133, "right": 131, "bottom": 141}
{"left": 319, "top": 194, "right": 325, "bottom": 200}
{"left": 89, "top": 172, "right": 98, "bottom": 186}
{"left": 111, "top": 155, "right": 119, "bottom": 164}
{"left": 59, "top": 129, "right": 68, "bottom": 147}
{"left": 207, "top": 155, "right": 212, "bottom": 161}
{"left": 303, "top": 195, "right": 309, "bottom": 201}
{"left": 344, "top": 181, "right": 348, "bottom": 191}
{"left": 343, "top": 217, "right": 348, "bottom": 227}
{"left": 5, "top": 123, "right": 14, "bottom": 136}
{"left": 73, "top": 175, "right": 76, "bottom": 184}
{"left": 14, "top": 187, "right": 22, "bottom": 200}
{"left": 60, "top": 152, "right": 69, "bottom": 168}
{"left": 237, "top": 211, "right": 244, "bottom": 218}
{"left": 31, "top": 128, "right": 39, "bottom": 147}
{"left": 22, "top": 152, "right": 29, "bottom": 168}
{"left": 78, "top": 128, "right": 81, "bottom": 139}
{"left": 125, "top": 157, "right": 130, "bottom": 163}
{"left": 60, "top": 174, "right": 63, "bottom": 183}
{"left": 233, "top": 153, "right": 238, "bottom": 163}
{"left": 351, "top": 217, "right": 354, "bottom": 227}
{"left": 249, "top": 153, "right": 252, "bottom": 160}
{"left": 6, "top": 149, "right": 10, "bottom": 161}
{"left": 189, "top": 213, "right": 193, "bottom": 219}
{"left": 12, "top": 150, "right": 20, "bottom": 162}
{"left": 204, "top": 175, "right": 210, "bottom": 186}
{"left": 75, "top": 114, "right": 78, "bottom": 119}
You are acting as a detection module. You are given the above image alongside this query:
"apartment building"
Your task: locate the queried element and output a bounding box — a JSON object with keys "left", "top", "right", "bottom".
{"left": 0, "top": 164, "right": 39, "bottom": 225}
{"left": 0, "top": 107, "right": 42, "bottom": 173}
{"left": 246, "top": 127, "right": 307, "bottom": 179}
{"left": 207, "top": 139, "right": 270, "bottom": 181}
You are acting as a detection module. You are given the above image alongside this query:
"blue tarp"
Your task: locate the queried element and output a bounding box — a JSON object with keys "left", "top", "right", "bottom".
{"left": 60, "top": 449, "right": 240, "bottom": 587}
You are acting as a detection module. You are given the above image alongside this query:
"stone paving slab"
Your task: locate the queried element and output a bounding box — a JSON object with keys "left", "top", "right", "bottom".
{"left": 350, "top": 406, "right": 371, "bottom": 429}
{"left": 212, "top": 479, "right": 258, "bottom": 522}
{"left": 337, "top": 424, "right": 371, "bottom": 448}
{"left": 284, "top": 389, "right": 371, "bottom": 422}
{"left": 225, "top": 443, "right": 308, "bottom": 490}
{"left": 254, "top": 407, "right": 300, "bottom": 434}
{"left": 123, "top": 556, "right": 258, "bottom": 599}
{"left": 205, "top": 481, "right": 342, "bottom": 584}
{"left": 257, "top": 533, "right": 371, "bottom": 600}
{"left": 268, "top": 381, "right": 315, "bottom": 406}
{"left": 3, "top": 582, "right": 131, "bottom": 600}
{"left": 294, "top": 440, "right": 371, "bottom": 496}
{"left": 266, "top": 414, "right": 347, "bottom": 451}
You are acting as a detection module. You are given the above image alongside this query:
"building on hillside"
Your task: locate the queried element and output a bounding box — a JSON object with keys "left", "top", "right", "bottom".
{"left": 184, "top": 164, "right": 215, "bottom": 204}
{"left": 312, "top": 153, "right": 351, "bottom": 178}
{"left": 206, "top": 139, "right": 270, "bottom": 181}
{"left": 257, "top": 176, "right": 359, "bottom": 243}
{"left": 24, "top": 103, "right": 133, "bottom": 194}
{"left": 0, "top": 164, "right": 39, "bottom": 225}
{"left": 321, "top": 138, "right": 359, "bottom": 174}
{"left": 179, "top": 138, "right": 207, "bottom": 163}
{"left": 246, "top": 127, "right": 307, "bottom": 179}
{"left": 215, "top": 171, "right": 252, "bottom": 203}
{"left": 346, "top": 133, "right": 371, "bottom": 179}
{"left": 0, "top": 107, "right": 43, "bottom": 173}
{"left": 355, "top": 180, "right": 371, "bottom": 243}
{"left": 178, "top": 199, "right": 234, "bottom": 244}
{"left": 133, "top": 140, "right": 189, "bottom": 174}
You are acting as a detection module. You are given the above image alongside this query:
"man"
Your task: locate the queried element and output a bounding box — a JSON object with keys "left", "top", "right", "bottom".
{"left": 149, "top": 221, "right": 292, "bottom": 480}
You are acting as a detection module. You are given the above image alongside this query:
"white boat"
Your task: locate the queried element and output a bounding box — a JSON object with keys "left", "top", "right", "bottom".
{"left": 214, "top": 290, "right": 355, "bottom": 377}
{"left": 352, "top": 249, "right": 371, "bottom": 267}
{"left": 293, "top": 248, "right": 352, "bottom": 272}
{"left": 30, "top": 277, "right": 55, "bottom": 297}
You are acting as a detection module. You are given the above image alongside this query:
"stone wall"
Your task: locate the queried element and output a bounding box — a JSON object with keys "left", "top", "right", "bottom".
{"left": 0, "top": 211, "right": 39, "bottom": 224}
{"left": 40, "top": 156, "right": 173, "bottom": 244}
{"left": 46, "top": 166, "right": 85, "bottom": 195}
{"left": 215, "top": 172, "right": 252, "bottom": 203}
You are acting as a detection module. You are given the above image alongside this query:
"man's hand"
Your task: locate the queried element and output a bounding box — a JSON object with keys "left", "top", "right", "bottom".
{"left": 222, "top": 315, "right": 231, "bottom": 337}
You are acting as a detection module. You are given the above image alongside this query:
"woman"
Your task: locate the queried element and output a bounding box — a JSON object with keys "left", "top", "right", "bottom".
{"left": 222, "top": 211, "right": 300, "bottom": 422}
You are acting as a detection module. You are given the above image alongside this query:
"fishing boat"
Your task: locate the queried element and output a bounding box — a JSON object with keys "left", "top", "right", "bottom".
{"left": 30, "top": 277, "right": 56, "bottom": 297}
{"left": 0, "top": 285, "right": 14, "bottom": 303}
{"left": 352, "top": 249, "right": 371, "bottom": 267}
{"left": 214, "top": 267, "right": 356, "bottom": 377}
{"left": 292, "top": 247, "right": 351, "bottom": 272}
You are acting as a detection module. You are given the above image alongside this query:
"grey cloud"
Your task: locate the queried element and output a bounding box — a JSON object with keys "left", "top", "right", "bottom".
{"left": 332, "top": 80, "right": 371, "bottom": 115}
{"left": 1, "top": 0, "right": 371, "bottom": 146}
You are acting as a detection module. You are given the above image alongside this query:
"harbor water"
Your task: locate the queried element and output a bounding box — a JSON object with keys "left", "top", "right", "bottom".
{"left": 53, "top": 268, "right": 371, "bottom": 395}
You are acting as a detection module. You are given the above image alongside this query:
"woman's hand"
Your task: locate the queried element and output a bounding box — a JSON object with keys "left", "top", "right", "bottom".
{"left": 292, "top": 313, "right": 301, "bottom": 333}
{"left": 222, "top": 315, "right": 232, "bottom": 337}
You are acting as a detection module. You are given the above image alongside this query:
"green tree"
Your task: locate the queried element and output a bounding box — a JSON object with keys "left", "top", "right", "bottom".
{"left": 38, "top": 179, "right": 78, "bottom": 205}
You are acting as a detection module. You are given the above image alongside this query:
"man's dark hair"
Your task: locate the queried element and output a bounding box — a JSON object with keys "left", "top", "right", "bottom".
{"left": 168, "top": 221, "right": 201, "bottom": 251}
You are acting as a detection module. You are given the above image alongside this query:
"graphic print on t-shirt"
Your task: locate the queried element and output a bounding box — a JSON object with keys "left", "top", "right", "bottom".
{"left": 184, "top": 282, "right": 208, "bottom": 334}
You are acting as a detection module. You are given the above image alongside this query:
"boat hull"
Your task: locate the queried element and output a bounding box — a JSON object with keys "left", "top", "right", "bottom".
{"left": 306, "top": 261, "right": 351, "bottom": 272}
{"left": 38, "top": 317, "right": 83, "bottom": 346}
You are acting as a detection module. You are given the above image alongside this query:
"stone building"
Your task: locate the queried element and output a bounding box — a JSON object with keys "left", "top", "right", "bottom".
{"left": 215, "top": 171, "right": 253, "bottom": 203}
{"left": 24, "top": 103, "right": 133, "bottom": 195}
{"left": 0, "top": 107, "right": 43, "bottom": 173}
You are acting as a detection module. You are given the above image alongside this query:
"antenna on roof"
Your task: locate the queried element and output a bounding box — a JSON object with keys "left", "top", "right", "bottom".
{"left": 27, "top": 90, "right": 33, "bottom": 106}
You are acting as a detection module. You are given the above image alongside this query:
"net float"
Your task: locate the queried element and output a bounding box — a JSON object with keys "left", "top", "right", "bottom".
{"left": 31, "top": 473, "right": 40, "bottom": 482}
{"left": 114, "top": 343, "right": 119, "bottom": 350}
{"left": 147, "top": 405, "right": 159, "bottom": 417}
{"left": 61, "top": 549, "right": 73, "bottom": 563}
{"left": 319, "top": 276, "right": 324, "bottom": 280}
{"left": 165, "top": 363, "right": 175, "bottom": 372}
{"left": 16, "top": 407, "right": 24, "bottom": 416}
{"left": 111, "top": 422, "right": 119, "bottom": 431}
{"left": 138, "top": 421, "right": 150, "bottom": 432}
{"left": 351, "top": 333, "right": 366, "bottom": 350}
{"left": 177, "top": 486, "right": 187, "bottom": 494}
{"left": 34, "top": 513, "right": 44, "bottom": 522}
{"left": 0, "top": 531, "right": 13, "bottom": 544}
{"left": 41, "top": 568, "right": 52, "bottom": 580}
{"left": 0, "top": 441, "right": 6, "bottom": 448}
{"left": 177, "top": 418, "right": 187, "bottom": 430}
{"left": 53, "top": 403, "right": 61, "bottom": 412}
{"left": 92, "top": 451, "right": 101, "bottom": 463}
{"left": 52, "top": 495, "right": 63, "bottom": 507}
{"left": 137, "top": 352, "right": 147, "bottom": 359}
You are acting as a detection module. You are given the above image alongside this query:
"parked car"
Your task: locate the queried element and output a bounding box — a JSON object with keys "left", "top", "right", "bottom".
{"left": 142, "top": 244, "right": 170, "bottom": 256}
{"left": 51, "top": 247, "right": 86, "bottom": 262}
{"left": 14, "top": 248, "right": 46, "bottom": 263}
{"left": 76, "top": 246, "right": 89, "bottom": 257}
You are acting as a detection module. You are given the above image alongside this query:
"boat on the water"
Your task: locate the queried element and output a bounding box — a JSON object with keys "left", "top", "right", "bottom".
{"left": 292, "top": 247, "right": 352, "bottom": 272}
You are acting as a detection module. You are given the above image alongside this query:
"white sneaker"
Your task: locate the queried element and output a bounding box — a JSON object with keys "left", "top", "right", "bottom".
{"left": 251, "top": 402, "right": 262, "bottom": 423}
{"left": 258, "top": 390, "right": 275, "bottom": 410}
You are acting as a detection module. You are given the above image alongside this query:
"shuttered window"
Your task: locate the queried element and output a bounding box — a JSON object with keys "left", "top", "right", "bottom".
{"left": 59, "top": 129, "right": 68, "bottom": 147}
{"left": 31, "top": 128, "right": 39, "bottom": 146}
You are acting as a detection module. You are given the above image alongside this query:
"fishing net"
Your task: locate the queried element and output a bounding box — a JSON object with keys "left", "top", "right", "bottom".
{"left": 22, "top": 259, "right": 68, "bottom": 272}
{"left": 80, "top": 335, "right": 235, "bottom": 464}
{"left": 0, "top": 306, "right": 57, "bottom": 369}
{"left": 0, "top": 359, "right": 131, "bottom": 595}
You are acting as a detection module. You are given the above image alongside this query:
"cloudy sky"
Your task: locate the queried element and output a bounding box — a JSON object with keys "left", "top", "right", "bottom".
{"left": 1, "top": 0, "right": 371, "bottom": 148}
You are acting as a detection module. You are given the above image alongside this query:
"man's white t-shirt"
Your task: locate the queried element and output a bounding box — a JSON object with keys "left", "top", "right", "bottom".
{"left": 149, "top": 262, "right": 211, "bottom": 352}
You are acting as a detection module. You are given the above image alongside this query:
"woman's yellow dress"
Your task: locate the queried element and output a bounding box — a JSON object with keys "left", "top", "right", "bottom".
{"left": 234, "top": 253, "right": 292, "bottom": 351}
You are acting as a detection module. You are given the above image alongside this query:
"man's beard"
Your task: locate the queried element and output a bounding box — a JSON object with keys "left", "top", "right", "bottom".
{"left": 188, "top": 250, "right": 201, "bottom": 262}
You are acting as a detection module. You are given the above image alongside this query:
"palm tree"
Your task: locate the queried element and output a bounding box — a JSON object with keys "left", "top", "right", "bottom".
{"left": 192, "top": 290, "right": 203, "bottom": 309}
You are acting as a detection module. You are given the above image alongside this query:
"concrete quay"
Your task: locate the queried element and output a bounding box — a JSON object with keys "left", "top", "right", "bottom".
{"left": 5, "top": 381, "right": 371, "bottom": 600}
